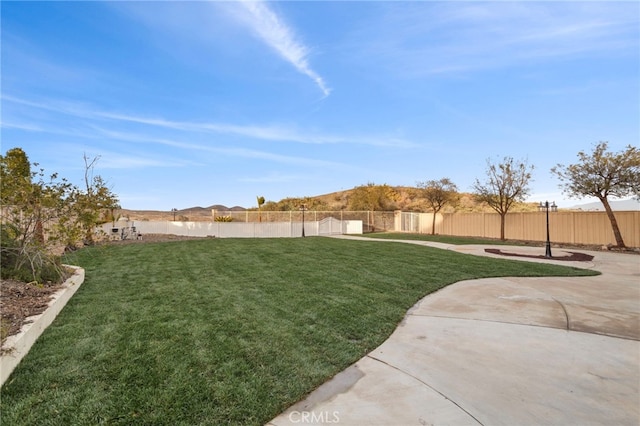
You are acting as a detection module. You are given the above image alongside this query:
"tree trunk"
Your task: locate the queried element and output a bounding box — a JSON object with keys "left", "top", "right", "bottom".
{"left": 35, "top": 219, "right": 45, "bottom": 245}
{"left": 500, "top": 213, "right": 506, "bottom": 240}
{"left": 600, "top": 197, "right": 626, "bottom": 248}
{"left": 431, "top": 212, "right": 437, "bottom": 235}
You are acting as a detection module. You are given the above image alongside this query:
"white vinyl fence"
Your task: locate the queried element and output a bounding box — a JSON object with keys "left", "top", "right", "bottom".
{"left": 101, "top": 218, "right": 362, "bottom": 239}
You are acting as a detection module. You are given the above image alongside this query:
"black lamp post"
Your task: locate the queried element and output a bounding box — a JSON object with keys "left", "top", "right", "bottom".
{"left": 300, "top": 204, "right": 308, "bottom": 237}
{"left": 538, "top": 201, "right": 558, "bottom": 258}
{"left": 171, "top": 208, "right": 178, "bottom": 221}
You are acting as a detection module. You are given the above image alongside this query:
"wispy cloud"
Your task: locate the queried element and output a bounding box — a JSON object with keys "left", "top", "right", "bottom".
{"left": 90, "top": 152, "right": 185, "bottom": 170}
{"left": 352, "top": 2, "right": 639, "bottom": 77}
{"left": 234, "top": 0, "right": 330, "bottom": 97}
{"left": 98, "top": 111, "right": 414, "bottom": 147}
{"left": 239, "top": 172, "right": 304, "bottom": 183}
{"left": 106, "top": 0, "right": 330, "bottom": 97}
{"left": 2, "top": 95, "right": 413, "bottom": 148}
{"left": 95, "top": 127, "right": 347, "bottom": 168}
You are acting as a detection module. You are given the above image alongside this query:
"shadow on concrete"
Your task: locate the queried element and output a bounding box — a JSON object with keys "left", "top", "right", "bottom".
{"left": 484, "top": 248, "right": 594, "bottom": 262}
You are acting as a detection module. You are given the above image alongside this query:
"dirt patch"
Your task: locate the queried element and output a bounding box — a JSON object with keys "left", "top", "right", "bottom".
{"left": 484, "top": 248, "right": 595, "bottom": 262}
{"left": 1, "top": 279, "right": 62, "bottom": 349}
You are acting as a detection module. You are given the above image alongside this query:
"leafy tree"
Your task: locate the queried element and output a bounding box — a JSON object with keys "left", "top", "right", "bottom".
{"left": 551, "top": 142, "right": 639, "bottom": 248}
{"left": 0, "top": 147, "right": 31, "bottom": 200}
{"left": 417, "top": 178, "right": 459, "bottom": 235}
{"left": 0, "top": 148, "right": 75, "bottom": 282}
{"left": 473, "top": 157, "right": 534, "bottom": 240}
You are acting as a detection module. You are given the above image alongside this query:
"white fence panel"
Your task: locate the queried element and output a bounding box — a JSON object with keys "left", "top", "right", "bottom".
{"left": 400, "top": 212, "right": 420, "bottom": 233}
{"left": 344, "top": 220, "right": 363, "bottom": 234}
{"left": 319, "top": 217, "right": 341, "bottom": 235}
{"left": 101, "top": 219, "right": 352, "bottom": 239}
{"left": 215, "top": 223, "right": 252, "bottom": 238}
{"left": 137, "top": 221, "right": 170, "bottom": 235}
{"left": 254, "top": 222, "right": 292, "bottom": 238}
{"left": 296, "top": 222, "right": 319, "bottom": 237}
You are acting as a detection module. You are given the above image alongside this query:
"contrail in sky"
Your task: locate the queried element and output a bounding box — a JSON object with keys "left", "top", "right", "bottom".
{"left": 237, "top": 0, "right": 331, "bottom": 97}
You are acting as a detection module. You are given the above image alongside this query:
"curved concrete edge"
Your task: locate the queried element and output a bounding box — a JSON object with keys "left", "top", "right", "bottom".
{"left": 276, "top": 237, "right": 639, "bottom": 425}
{"left": 268, "top": 356, "right": 482, "bottom": 426}
{"left": 0, "top": 265, "right": 85, "bottom": 388}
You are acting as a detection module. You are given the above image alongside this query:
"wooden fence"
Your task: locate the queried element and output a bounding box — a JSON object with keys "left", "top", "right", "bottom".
{"left": 395, "top": 210, "right": 640, "bottom": 248}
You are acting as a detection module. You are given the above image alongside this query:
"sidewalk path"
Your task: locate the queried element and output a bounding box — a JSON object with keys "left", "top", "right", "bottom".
{"left": 268, "top": 237, "right": 640, "bottom": 426}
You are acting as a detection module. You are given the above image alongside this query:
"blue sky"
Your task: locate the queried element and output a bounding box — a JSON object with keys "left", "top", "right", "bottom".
{"left": 2, "top": 1, "right": 638, "bottom": 210}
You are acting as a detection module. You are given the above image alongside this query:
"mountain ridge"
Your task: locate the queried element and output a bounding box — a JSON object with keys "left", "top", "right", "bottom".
{"left": 117, "top": 188, "right": 638, "bottom": 222}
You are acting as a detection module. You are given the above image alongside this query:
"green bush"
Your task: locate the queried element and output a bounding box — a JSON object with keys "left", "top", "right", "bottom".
{"left": 0, "top": 223, "right": 65, "bottom": 284}
{"left": 0, "top": 224, "right": 21, "bottom": 276}
{"left": 1, "top": 148, "right": 118, "bottom": 284}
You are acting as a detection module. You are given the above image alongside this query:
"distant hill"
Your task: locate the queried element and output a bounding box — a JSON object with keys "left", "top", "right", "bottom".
{"left": 122, "top": 189, "right": 639, "bottom": 223}
{"left": 568, "top": 198, "right": 640, "bottom": 211}
{"left": 118, "top": 186, "right": 544, "bottom": 222}
{"left": 308, "top": 187, "right": 540, "bottom": 213}
{"left": 119, "top": 205, "right": 246, "bottom": 222}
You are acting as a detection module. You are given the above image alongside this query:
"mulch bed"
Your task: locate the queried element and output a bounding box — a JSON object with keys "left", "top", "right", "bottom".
{"left": 1, "top": 280, "right": 62, "bottom": 349}
{"left": 484, "top": 248, "right": 594, "bottom": 262}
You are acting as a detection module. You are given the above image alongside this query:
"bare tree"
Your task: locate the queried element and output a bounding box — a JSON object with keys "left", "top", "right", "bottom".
{"left": 552, "top": 142, "right": 639, "bottom": 248}
{"left": 417, "top": 178, "right": 459, "bottom": 235}
{"left": 473, "top": 157, "right": 534, "bottom": 240}
{"left": 72, "top": 154, "right": 120, "bottom": 245}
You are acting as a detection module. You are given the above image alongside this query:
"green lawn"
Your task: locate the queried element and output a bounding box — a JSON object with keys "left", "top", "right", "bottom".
{"left": 1, "top": 237, "right": 597, "bottom": 425}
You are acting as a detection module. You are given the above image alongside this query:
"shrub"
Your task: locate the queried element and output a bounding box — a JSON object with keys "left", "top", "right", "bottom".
{"left": 0, "top": 224, "right": 65, "bottom": 284}
{"left": 214, "top": 216, "right": 233, "bottom": 222}
{"left": 1, "top": 148, "right": 118, "bottom": 284}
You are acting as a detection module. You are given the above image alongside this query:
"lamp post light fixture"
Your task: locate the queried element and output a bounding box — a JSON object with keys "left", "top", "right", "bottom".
{"left": 538, "top": 201, "right": 558, "bottom": 258}
{"left": 171, "top": 208, "right": 178, "bottom": 221}
{"left": 300, "top": 204, "right": 308, "bottom": 237}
